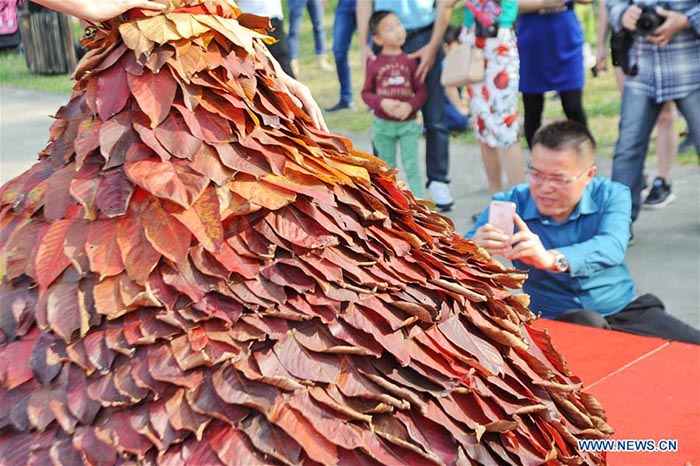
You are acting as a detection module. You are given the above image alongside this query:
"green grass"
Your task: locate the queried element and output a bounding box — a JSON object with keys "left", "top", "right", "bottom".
{"left": 1, "top": 1, "right": 696, "bottom": 163}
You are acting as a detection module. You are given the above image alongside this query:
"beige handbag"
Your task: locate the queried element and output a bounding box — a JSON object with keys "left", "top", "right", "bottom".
{"left": 440, "top": 42, "right": 486, "bottom": 87}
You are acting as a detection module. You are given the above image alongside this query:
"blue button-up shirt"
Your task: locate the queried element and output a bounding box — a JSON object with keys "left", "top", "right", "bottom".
{"left": 466, "top": 177, "right": 637, "bottom": 319}
{"left": 608, "top": 0, "right": 700, "bottom": 102}
{"left": 374, "top": 0, "right": 436, "bottom": 30}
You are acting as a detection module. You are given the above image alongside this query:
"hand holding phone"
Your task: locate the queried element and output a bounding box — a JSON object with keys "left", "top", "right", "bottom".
{"left": 488, "top": 201, "right": 516, "bottom": 237}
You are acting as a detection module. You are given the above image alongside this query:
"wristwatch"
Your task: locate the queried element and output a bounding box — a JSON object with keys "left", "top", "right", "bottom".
{"left": 551, "top": 252, "right": 569, "bottom": 273}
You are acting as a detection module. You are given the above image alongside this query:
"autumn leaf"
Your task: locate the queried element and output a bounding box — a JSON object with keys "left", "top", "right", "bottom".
{"left": 127, "top": 68, "right": 178, "bottom": 128}
{"left": 85, "top": 220, "right": 125, "bottom": 279}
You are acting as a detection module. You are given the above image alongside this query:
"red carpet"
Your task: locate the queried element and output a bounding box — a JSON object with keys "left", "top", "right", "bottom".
{"left": 532, "top": 320, "right": 700, "bottom": 465}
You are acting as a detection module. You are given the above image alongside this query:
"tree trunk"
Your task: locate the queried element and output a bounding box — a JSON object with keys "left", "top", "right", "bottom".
{"left": 19, "top": 9, "right": 76, "bottom": 75}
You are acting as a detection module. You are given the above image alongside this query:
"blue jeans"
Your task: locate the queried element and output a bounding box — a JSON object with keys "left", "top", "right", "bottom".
{"left": 402, "top": 29, "right": 450, "bottom": 184}
{"left": 612, "top": 87, "right": 700, "bottom": 221}
{"left": 288, "top": 0, "right": 327, "bottom": 59}
{"left": 331, "top": 0, "right": 356, "bottom": 104}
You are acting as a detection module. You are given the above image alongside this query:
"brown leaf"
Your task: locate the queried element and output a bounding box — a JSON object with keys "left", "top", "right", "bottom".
{"left": 170, "top": 186, "right": 222, "bottom": 253}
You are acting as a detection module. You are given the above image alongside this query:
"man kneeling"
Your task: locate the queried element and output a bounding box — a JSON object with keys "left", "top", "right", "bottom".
{"left": 467, "top": 121, "right": 699, "bottom": 344}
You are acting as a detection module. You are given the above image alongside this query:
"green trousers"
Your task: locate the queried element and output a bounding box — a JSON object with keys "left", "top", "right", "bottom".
{"left": 372, "top": 116, "right": 424, "bottom": 197}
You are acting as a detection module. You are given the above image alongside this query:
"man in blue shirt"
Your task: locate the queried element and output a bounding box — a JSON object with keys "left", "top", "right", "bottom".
{"left": 467, "top": 121, "right": 699, "bottom": 344}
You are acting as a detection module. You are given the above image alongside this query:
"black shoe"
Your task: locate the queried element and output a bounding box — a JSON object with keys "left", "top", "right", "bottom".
{"left": 643, "top": 176, "right": 676, "bottom": 210}
{"left": 325, "top": 101, "right": 355, "bottom": 112}
{"left": 471, "top": 210, "right": 483, "bottom": 223}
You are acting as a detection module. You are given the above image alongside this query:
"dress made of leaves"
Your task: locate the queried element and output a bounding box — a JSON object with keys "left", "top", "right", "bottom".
{"left": 0, "top": 1, "right": 611, "bottom": 464}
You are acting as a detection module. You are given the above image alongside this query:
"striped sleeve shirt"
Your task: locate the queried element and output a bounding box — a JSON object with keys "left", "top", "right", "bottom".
{"left": 608, "top": 0, "right": 700, "bottom": 102}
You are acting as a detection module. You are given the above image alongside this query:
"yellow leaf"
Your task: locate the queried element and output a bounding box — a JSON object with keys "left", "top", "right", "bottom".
{"left": 136, "top": 15, "right": 181, "bottom": 44}
{"left": 324, "top": 159, "right": 370, "bottom": 184}
{"left": 119, "top": 21, "right": 155, "bottom": 57}
{"left": 169, "top": 13, "right": 210, "bottom": 39}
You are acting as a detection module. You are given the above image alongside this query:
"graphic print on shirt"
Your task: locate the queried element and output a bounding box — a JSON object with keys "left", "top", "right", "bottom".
{"left": 376, "top": 60, "right": 415, "bottom": 101}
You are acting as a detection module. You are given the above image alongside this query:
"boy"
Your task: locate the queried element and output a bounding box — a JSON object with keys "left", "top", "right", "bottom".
{"left": 361, "top": 10, "right": 427, "bottom": 197}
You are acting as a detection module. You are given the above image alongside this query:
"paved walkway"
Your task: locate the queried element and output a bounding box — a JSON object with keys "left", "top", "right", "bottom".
{"left": 1, "top": 85, "right": 698, "bottom": 328}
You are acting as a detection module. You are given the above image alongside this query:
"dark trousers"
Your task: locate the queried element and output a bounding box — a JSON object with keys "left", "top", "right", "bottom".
{"left": 267, "top": 17, "right": 295, "bottom": 78}
{"left": 555, "top": 294, "right": 700, "bottom": 344}
{"left": 331, "top": 0, "right": 357, "bottom": 105}
{"left": 522, "top": 89, "right": 588, "bottom": 149}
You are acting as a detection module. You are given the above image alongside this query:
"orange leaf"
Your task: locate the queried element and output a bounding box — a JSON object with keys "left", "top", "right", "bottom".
{"left": 124, "top": 156, "right": 207, "bottom": 209}
{"left": 116, "top": 216, "right": 161, "bottom": 285}
{"left": 170, "top": 186, "right": 223, "bottom": 253}
{"left": 142, "top": 199, "right": 191, "bottom": 265}
{"left": 86, "top": 220, "right": 125, "bottom": 279}
{"left": 127, "top": 68, "right": 178, "bottom": 128}
{"left": 35, "top": 218, "right": 74, "bottom": 291}
{"left": 227, "top": 174, "right": 295, "bottom": 210}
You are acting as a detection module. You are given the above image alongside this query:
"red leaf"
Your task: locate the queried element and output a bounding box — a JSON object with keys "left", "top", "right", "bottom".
{"left": 99, "top": 112, "right": 137, "bottom": 169}
{"left": 142, "top": 199, "right": 191, "bottom": 264}
{"left": 170, "top": 186, "right": 223, "bottom": 253}
{"left": 64, "top": 220, "right": 90, "bottom": 274}
{"left": 46, "top": 282, "right": 84, "bottom": 342}
{"left": 95, "top": 167, "right": 134, "bottom": 217}
{"left": 132, "top": 111, "right": 172, "bottom": 161}
{"left": 74, "top": 118, "right": 102, "bottom": 168}
{"left": 96, "top": 64, "right": 130, "bottom": 120}
{"left": 69, "top": 156, "right": 102, "bottom": 220}
{"left": 127, "top": 68, "right": 178, "bottom": 127}
{"left": 153, "top": 111, "right": 202, "bottom": 159}
{"left": 44, "top": 164, "right": 76, "bottom": 221}
{"left": 174, "top": 102, "right": 234, "bottom": 143}
{"left": 208, "top": 423, "right": 268, "bottom": 466}
{"left": 274, "top": 333, "right": 340, "bottom": 384}
{"left": 116, "top": 216, "right": 161, "bottom": 284}
{"left": 190, "top": 142, "right": 233, "bottom": 185}
{"left": 86, "top": 220, "right": 125, "bottom": 279}
{"left": 270, "top": 207, "right": 338, "bottom": 249}
{"left": 35, "top": 218, "right": 74, "bottom": 290}
{"left": 124, "top": 156, "right": 207, "bottom": 209}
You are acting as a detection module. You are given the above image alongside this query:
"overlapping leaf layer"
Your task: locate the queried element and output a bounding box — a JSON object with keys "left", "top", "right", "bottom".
{"left": 0, "top": 1, "right": 611, "bottom": 464}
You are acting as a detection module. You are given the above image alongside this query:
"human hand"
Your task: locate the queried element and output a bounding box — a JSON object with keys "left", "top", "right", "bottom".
{"left": 279, "top": 72, "right": 328, "bottom": 132}
{"left": 621, "top": 5, "right": 642, "bottom": 31}
{"left": 648, "top": 8, "right": 691, "bottom": 46}
{"left": 393, "top": 101, "right": 413, "bottom": 121}
{"left": 33, "top": 0, "right": 167, "bottom": 23}
{"left": 408, "top": 43, "right": 438, "bottom": 82}
{"left": 379, "top": 98, "right": 402, "bottom": 119}
{"left": 595, "top": 46, "right": 608, "bottom": 72}
{"left": 360, "top": 44, "right": 376, "bottom": 67}
{"left": 539, "top": 0, "right": 567, "bottom": 9}
{"left": 472, "top": 223, "right": 511, "bottom": 257}
{"left": 506, "top": 214, "right": 556, "bottom": 270}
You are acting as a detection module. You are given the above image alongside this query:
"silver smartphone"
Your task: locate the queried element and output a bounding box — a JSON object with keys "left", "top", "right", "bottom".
{"left": 488, "top": 200, "right": 516, "bottom": 236}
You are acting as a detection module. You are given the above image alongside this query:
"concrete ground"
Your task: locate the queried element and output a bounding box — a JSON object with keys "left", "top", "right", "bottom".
{"left": 1, "top": 85, "right": 698, "bottom": 329}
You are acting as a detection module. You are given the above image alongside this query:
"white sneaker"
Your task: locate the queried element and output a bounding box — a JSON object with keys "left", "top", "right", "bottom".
{"left": 428, "top": 181, "right": 454, "bottom": 211}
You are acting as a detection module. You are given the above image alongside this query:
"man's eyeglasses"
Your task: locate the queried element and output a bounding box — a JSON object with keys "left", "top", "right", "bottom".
{"left": 527, "top": 163, "right": 594, "bottom": 189}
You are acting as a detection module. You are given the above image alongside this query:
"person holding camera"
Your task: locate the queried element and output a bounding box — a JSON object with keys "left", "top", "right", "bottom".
{"left": 608, "top": 0, "right": 700, "bottom": 225}
{"left": 466, "top": 121, "right": 700, "bottom": 344}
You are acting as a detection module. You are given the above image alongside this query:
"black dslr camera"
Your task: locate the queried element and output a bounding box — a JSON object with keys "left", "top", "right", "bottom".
{"left": 636, "top": 6, "right": 666, "bottom": 36}
{"left": 610, "top": 29, "right": 637, "bottom": 76}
